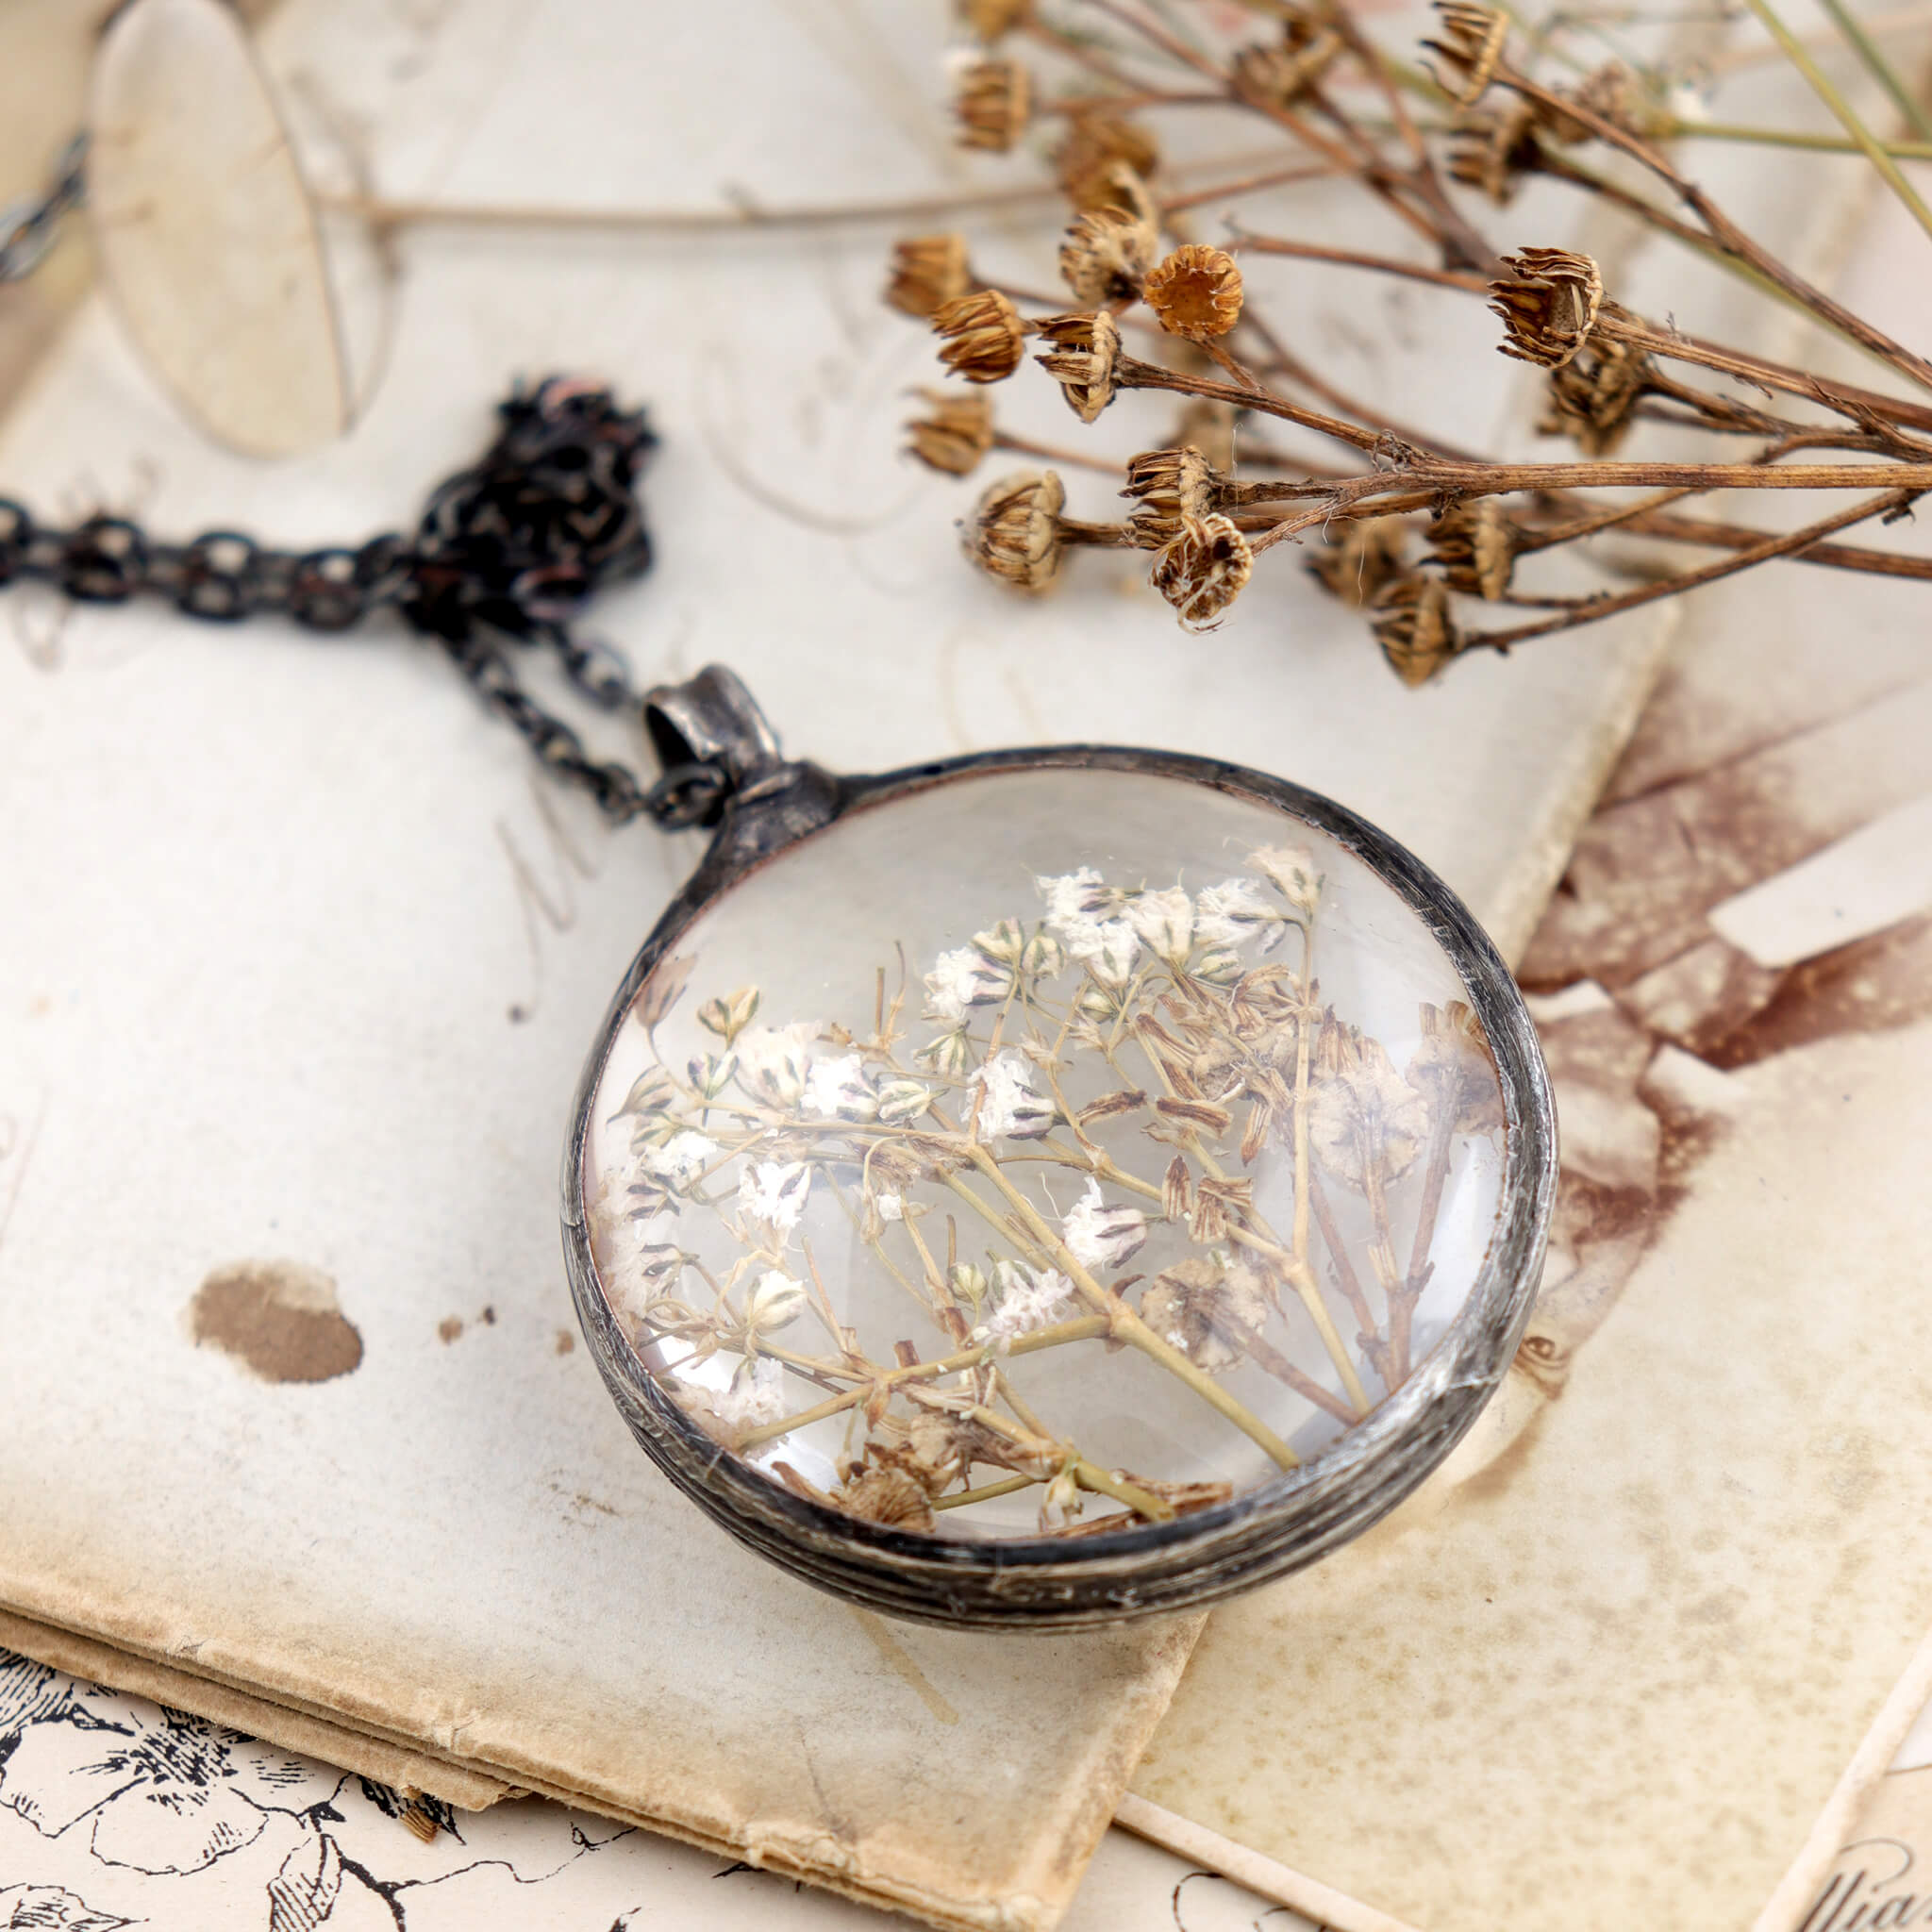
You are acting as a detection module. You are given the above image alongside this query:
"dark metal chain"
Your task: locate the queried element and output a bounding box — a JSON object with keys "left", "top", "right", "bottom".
{"left": 0, "top": 374, "right": 725, "bottom": 830}
{"left": 0, "top": 135, "right": 87, "bottom": 283}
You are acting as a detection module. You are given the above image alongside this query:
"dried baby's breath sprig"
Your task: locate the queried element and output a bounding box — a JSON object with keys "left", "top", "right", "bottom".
{"left": 1424, "top": 0, "right": 1510, "bottom": 107}
{"left": 954, "top": 58, "right": 1033, "bottom": 153}
{"left": 1371, "top": 574, "right": 1463, "bottom": 686}
{"left": 1054, "top": 110, "right": 1160, "bottom": 208}
{"left": 1059, "top": 206, "right": 1160, "bottom": 305}
{"left": 1232, "top": 22, "right": 1343, "bottom": 111}
{"left": 1540, "top": 336, "right": 1652, "bottom": 456}
{"left": 1488, "top": 249, "right": 1605, "bottom": 370}
{"left": 906, "top": 388, "right": 995, "bottom": 475}
{"left": 965, "top": 469, "right": 1066, "bottom": 591}
{"left": 1122, "top": 445, "right": 1216, "bottom": 546}
{"left": 1426, "top": 498, "right": 1519, "bottom": 600}
{"left": 1151, "top": 515, "right": 1254, "bottom": 632}
{"left": 1034, "top": 311, "right": 1123, "bottom": 425}
{"left": 1307, "top": 516, "right": 1408, "bottom": 608}
{"left": 957, "top": 0, "right": 1034, "bottom": 44}
{"left": 885, "top": 233, "right": 974, "bottom": 319}
{"left": 933, "top": 289, "right": 1028, "bottom": 384}
{"left": 1446, "top": 99, "right": 1541, "bottom": 207}
{"left": 1143, "top": 245, "right": 1245, "bottom": 343}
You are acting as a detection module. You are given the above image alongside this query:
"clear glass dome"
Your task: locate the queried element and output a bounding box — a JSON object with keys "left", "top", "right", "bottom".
{"left": 581, "top": 766, "right": 1506, "bottom": 1541}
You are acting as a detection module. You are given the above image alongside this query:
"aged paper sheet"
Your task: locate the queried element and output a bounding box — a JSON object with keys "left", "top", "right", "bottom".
{"left": 0, "top": 1, "right": 1678, "bottom": 1926}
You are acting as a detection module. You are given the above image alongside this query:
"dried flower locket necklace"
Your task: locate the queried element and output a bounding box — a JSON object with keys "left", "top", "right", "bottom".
{"left": 5, "top": 380, "right": 1554, "bottom": 1630}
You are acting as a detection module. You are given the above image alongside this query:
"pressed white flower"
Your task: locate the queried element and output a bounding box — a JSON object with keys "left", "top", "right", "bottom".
{"left": 1088, "top": 919, "right": 1140, "bottom": 987}
{"left": 924, "top": 944, "right": 1016, "bottom": 1024}
{"left": 1035, "top": 867, "right": 1142, "bottom": 980}
{"left": 1036, "top": 865, "right": 1114, "bottom": 928}
{"left": 969, "top": 1048, "right": 1055, "bottom": 1140}
{"left": 803, "top": 1052, "right": 877, "bottom": 1121}
{"left": 715, "top": 1357, "right": 787, "bottom": 1429}
{"left": 1060, "top": 1176, "right": 1149, "bottom": 1272}
{"left": 973, "top": 918, "right": 1025, "bottom": 964}
{"left": 735, "top": 1022, "right": 817, "bottom": 1108}
{"left": 1126, "top": 884, "right": 1192, "bottom": 964}
{"left": 1193, "top": 876, "right": 1277, "bottom": 950}
{"left": 746, "top": 1268, "right": 808, "bottom": 1331}
{"left": 977, "top": 1263, "right": 1075, "bottom": 1345}
{"left": 737, "top": 1158, "right": 812, "bottom": 1233}
{"left": 877, "top": 1191, "right": 906, "bottom": 1223}
{"left": 1253, "top": 844, "right": 1323, "bottom": 919}
{"left": 643, "top": 1129, "right": 719, "bottom": 1192}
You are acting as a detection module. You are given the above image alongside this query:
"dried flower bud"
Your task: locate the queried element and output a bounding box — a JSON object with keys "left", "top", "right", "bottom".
{"left": 1058, "top": 206, "right": 1158, "bottom": 305}
{"left": 838, "top": 1466, "right": 936, "bottom": 1533}
{"left": 1306, "top": 515, "right": 1407, "bottom": 608}
{"left": 1309, "top": 1024, "right": 1428, "bottom": 1191}
{"left": 957, "top": 0, "right": 1034, "bottom": 42}
{"left": 1489, "top": 248, "right": 1604, "bottom": 370}
{"left": 1150, "top": 514, "right": 1252, "bottom": 632}
{"left": 933, "top": 289, "right": 1028, "bottom": 384}
{"left": 1426, "top": 498, "right": 1520, "bottom": 600}
{"left": 1548, "top": 60, "right": 1662, "bottom": 142}
{"left": 746, "top": 1268, "right": 809, "bottom": 1332}
{"left": 918, "top": 1027, "right": 974, "bottom": 1078}
{"left": 1054, "top": 110, "right": 1160, "bottom": 206}
{"left": 696, "top": 984, "right": 760, "bottom": 1044}
{"left": 1371, "top": 574, "right": 1463, "bottom": 686}
{"left": 963, "top": 468, "right": 1066, "bottom": 592}
{"left": 905, "top": 387, "right": 995, "bottom": 476}
{"left": 885, "top": 233, "right": 974, "bottom": 318}
{"left": 954, "top": 58, "right": 1033, "bottom": 153}
{"left": 1424, "top": 0, "right": 1509, "bottom": 106}
{"left": 1033, "top": 309, "right": 1122, "bottom": 424}
{"left": 1040, "top": 1463, "right": 1083, "bottom": 1532}
{"left": 1142, "top": 244, "right": 1244, "bottom": 341}
{"left": 1231, "top": 24, "right": 1341, "bottom": 110}
{"left": 1161, "top": 1155, "right": 1191, "bottom": 1224}
{"left": 876, "top": 1078, "right": 935, "bottom": 1124}
{"left": 1407, "top": 999, "right": 1506, "bottom": 1136}
{"left": 1446, "top": 99, "right": 1541, "bottom": 207}
{"left": 1541, "top": 335, "right": 1651, "bottom": 455}
{"left": 1021, "top": 931, "right": 1065, "bottom": 979}
{"left": 1122, "top": 445, "right": 1215, "bottom": 547}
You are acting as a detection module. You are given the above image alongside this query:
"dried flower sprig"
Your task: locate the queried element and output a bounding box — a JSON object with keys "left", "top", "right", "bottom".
{"left": 597, "top": 849, "right": 1507, "bottom": 1538}
{"left": 882, "top": 0, "right": 1932, "bottom": 681}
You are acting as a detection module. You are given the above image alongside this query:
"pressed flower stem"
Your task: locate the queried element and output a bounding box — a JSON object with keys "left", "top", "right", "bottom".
{"left": 962, "top": 1144, "right": 1303, "bottom": 1471}
{"left": 734, "top": 1314, "right": 1113, "bottom": 1451}
{"left": 932, "top": 1474, "right": 1038, "bottom": 1511}
{"left": 1622, "top": 509, "right": 1932, "bottom": 581}
{"left": 1667, "top": 119, "right": 1932, "bottom": 159}
{"left": 1307, "top": 1168, "right": 1391, "bottom": 1391}
{"left": 1073, "top": 1458, "right": 1177, "bottom": 1521}
{"left": 1815, "top": 0, "right": 1932, "bottom": 142}
{"left": 1124, "top": 1028, "right": 1370, "bottom": 1416}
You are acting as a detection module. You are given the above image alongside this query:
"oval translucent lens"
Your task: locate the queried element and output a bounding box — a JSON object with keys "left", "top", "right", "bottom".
{"left": 582, "top": 766, "right": 1506, "bottom": 1541}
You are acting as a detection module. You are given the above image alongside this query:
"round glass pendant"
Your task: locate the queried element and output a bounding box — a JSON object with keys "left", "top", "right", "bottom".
{"left": 563, "top": 670, "right": 1554, "bottom": 1628}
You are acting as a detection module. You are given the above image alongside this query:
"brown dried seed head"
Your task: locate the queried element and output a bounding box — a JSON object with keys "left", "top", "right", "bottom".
{"left": 1142, "top": 244, "right": 1243, "bottom": 341}
{"left": 1488, "top": 248, "right": 1604, "bottom": 370}
{"left": 1424, "top": 0, "right": 1509, "bottom": 106}
{"left": 964, "top": 469, "right": 1066, "bottom": 591}
{"left": 1546, "top": 60, "right": 1661, "bottom": 142}
{"left": 837, "top": 1466, "right": 937, "bottom": 1533}
{"left": 1121, "top": 445, "right": 1215, "bottom": 546}
{"left": 1541, "top": 334, "right": 1651, "bottom": 455}
{"left": 1307, "top": 514, "right": 1407, "bottom": 608}
{"left": 933, "top": 288, "right": 1027, "bottom": 384}
{"left": 1231, "top": 24, "right": 1342, "bottom": 109}
{"left": 1407, "top": 999, "right": 1506, "bottom": 1136}
{"left": 1150, "top": 514, "right": 1252, "bottom": 632}
{"left": 885, "top": 233, "right": 974, "bottom": 318}
{"left": 957, "top": 0, "right": 1035, "bottom": 42}
{"left": 1058, "top": 205, "right": 1159, "bottom": 304}
{"left": 1033, "top": 309, "right": 1123, "bottom": 425}
{"left": 1161, "top": 1155, "right": 1191, "bottom": 1224}
{"left": 1446, "top": 99, "right": 1541, "bottom": 207}
{"left": 1426, "top": 498, "right": 1519, "bottom": 600}
{"left": 1371, "top": 573, "right": 1463, "bottom": 686}
{"left": 905, "top": 388, "right": 995, "bottom": 476}
{"left": 954, "top": 58, "right": 1033, "bottom": 153}
{"left": 1054, "top": 110, "right": 1160, "bottom": 206}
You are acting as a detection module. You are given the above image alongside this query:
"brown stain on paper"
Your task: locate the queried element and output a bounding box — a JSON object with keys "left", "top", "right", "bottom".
{"left": 189, "top": 1259, "right": 363, "bottom": 1384}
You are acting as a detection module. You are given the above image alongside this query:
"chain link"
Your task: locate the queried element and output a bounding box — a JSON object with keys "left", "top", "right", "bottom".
{"left": 0, "top": 376, "right": 715, "bottom": 830}
{"left": 0, "top": 135, "right": 87, "bottom": 283}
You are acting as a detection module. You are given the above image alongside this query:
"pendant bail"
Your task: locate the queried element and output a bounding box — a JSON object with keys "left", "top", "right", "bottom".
{"left": 641, "top": 664, "right": 783, "bottom": 793}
